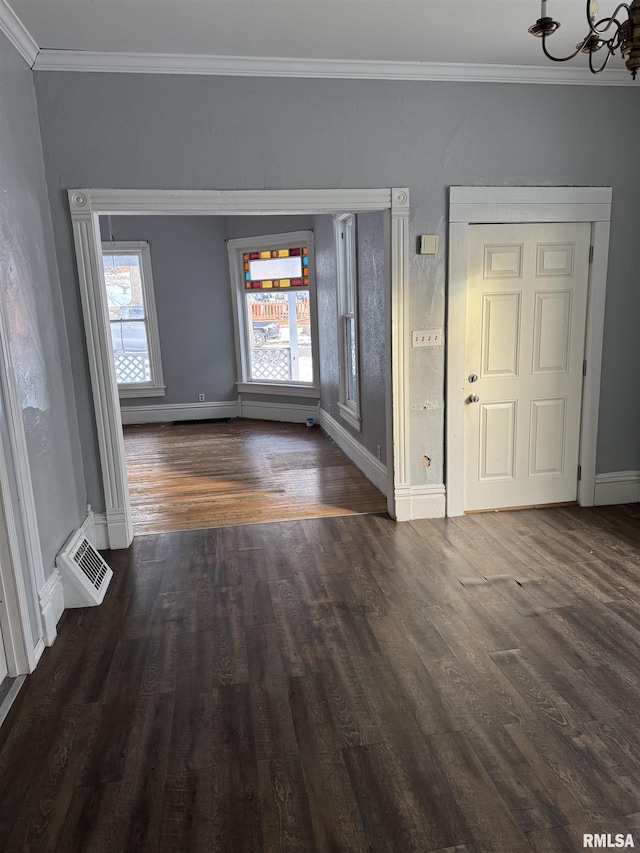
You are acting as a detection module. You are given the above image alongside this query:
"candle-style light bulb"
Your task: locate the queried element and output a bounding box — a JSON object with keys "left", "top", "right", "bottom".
{"left": 541, "top": 0, "right": 548, "bottom": 18}
{"left": 589, "top": 0, "right": 598, "bottom": 21}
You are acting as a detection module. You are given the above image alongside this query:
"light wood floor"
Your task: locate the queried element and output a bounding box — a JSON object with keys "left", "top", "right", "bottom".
{"left": 3, "top": 505, "right": 640, "bottom": 851}
{"left": 122, "top": 419, "right": 388, "bottom": 535}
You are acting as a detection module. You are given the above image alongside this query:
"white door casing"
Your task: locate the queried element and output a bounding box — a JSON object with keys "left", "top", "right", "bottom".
{"left": 464, "top": 223, "right": 590, "bottom": 511}
{"left": 447, "top": 186, "right": 612, "bottom": 517}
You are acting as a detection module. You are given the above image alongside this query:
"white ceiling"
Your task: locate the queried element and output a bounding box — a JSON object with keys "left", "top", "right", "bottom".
{"left": 2, "top": 0, "right": 636, "bottom": 82}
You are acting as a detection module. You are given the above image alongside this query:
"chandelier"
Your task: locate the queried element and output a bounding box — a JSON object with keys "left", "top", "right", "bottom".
{"left": 529, "top": 0, "right": 640, "bottom": 77}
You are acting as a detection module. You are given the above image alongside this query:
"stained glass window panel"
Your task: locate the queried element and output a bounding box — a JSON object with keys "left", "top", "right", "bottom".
{"left": 249, "top": 256, "right": 302, "bottom": 281}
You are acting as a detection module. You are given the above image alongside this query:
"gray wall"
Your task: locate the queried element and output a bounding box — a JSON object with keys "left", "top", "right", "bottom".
{"left": 32, "top": 72, "right": 640, "bottom": 510}
{"left": 100, "top": 215, "right": 237, "bottom": 406}
{"left": 316, "top": 213, "right": 387, "bottom": 464}
{"left": 0, "top": 34, "right": 84, "bottom": 585}
{"left": 102, "top": 214, "right": 318, "bottom": 409}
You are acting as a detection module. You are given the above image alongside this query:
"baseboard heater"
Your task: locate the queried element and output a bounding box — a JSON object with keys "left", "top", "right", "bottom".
{"left": 56, "top": 529, "right": 113, "bottom": 608}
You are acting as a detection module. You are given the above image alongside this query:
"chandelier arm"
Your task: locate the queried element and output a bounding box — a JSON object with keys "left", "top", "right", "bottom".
{"left": 588, "top": 44, "right": 614, "bottom": 72}
{"left": 542, "top": 33, "right": 588, "bottom": 62}
{"left": 588, "top": 1, "right": 630, "bottom": 34}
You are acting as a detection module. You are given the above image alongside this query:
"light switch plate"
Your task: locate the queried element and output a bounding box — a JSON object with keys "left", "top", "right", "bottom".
{"left": 412, "top": 329, "right": 442, "bottom": 347}
{"left": 418, "top": 235, "right": 439, "bottom": 255}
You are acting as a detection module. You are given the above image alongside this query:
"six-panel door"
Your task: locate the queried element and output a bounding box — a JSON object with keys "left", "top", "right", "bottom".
{"left": 464, "top": 223, "right": 591, "bottom": 511}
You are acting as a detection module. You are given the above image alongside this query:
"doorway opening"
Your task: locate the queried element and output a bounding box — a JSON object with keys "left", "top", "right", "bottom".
{"left": 70, "top": 190, "right": 409, "bottom": 546}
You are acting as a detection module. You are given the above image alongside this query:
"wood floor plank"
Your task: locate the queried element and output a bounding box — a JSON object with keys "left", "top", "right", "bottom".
{"left": 343, "top": 738, "right": 470, "bottom": 852}
{"left": 429, "top": 730, "right": 533, "bottom": 852}
{"left": 258, "top": 757, "right": 318, "bottom": 853}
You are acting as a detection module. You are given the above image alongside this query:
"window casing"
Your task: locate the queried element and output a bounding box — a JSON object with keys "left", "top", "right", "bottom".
{"left": 101, "top": 241, "right": 165, "bottom": 398}
{"left": 335, "top": 215, "right": 361, "bottom": 429}
{"left": 227, "top": 231, "right": 319, "bottom": 397}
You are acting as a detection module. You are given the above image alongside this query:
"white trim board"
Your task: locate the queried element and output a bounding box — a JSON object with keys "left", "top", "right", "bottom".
{"left": 594, "top": 471, "right": 640, "bottom": 506}
{"left": 447, "top": 186, "right": 612, "bottom": 517}
{"left": 318, "top": 409, "right": 388, "bottom": 499}
{"left": 394, "top": 484, "right": 446, "bottom": 522}
{"left": 33, "top": 49, "right": 635, "bottom": 87}
{"left": 38, "top": 570, "right": 64, "bottom": 647}
{"left": 68, "top": 188, "right": 408, "bottom": 548}
{"left": 0, "top": 0, "right": 38, "bottom": 66}
{"left": 240, "top": 400, "right": 319, "bottom": 424}
{"left": 120, "top": 400, "right": 240, "bottom": 425}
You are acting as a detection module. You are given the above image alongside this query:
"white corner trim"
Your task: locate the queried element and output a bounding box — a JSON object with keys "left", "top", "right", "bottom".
{"left": 38, "top": 570, "right": 64, "bottom": 647}
{"left": 32, "top": 49, "right": 635, "bottom": 86}
{"left": 0, "top": 0, "right": 39, "bottom": 66}
{"left": 120, "top": 400, "right": 240, "bottom": 425}
{"left": 241, "top": 400, "right": 319, "bottom": 424}
{"left": 394, "top": 484, "right": 446, "bottom": 522}
{"left": 93, "top": 513, "right": 109, "bottom": 551}
{"left": 594, "top": 471, "right": 640, "bottom": 506}
{"left": 319, "top": 409, "right": 388, "bottom": 497}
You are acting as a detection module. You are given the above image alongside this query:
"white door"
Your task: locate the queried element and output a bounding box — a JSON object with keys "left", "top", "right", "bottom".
{"left": 464, "top": 222, "right": 591, "bottom": 511}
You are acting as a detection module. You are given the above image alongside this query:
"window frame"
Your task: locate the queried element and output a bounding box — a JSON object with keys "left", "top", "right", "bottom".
{"left": 334, "top": 214, "right": 361, "bottom": 430}
{"left": 227, "top": 230, "right": 320, "bottom": 397}
{"left": 101, "top": 240, "right": 165, "bottom": 399}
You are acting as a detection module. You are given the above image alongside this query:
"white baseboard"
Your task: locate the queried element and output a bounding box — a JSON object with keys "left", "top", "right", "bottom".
{"left": 240, "top": 400, "right": 319, "bottom": 423}
{"left": 394, "top": 484, "right": 446, "bottom": 521}
{"left": 120, "top": 400, "right": 240, "bottom": 425}
{"left": 92, "top": 513, "right": 109, "bottom": 551}
{"left": 594, "top": 471, "right": 640, "bottom": 506}
{"left": 318, "top": 409, "right": 388, "bottom": 496}
{"left": 33, "top": 638, "right": 45, "bottom": 665}
{"left": 104, "top": 507, "right": 132, "bottom": 550}
{"left": 38, "top": 569, "right": 65, "bottom": 646}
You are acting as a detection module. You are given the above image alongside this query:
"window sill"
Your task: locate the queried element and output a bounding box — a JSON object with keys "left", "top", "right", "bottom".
{"left": 118, "top": 385, "right": 166, "bottom": 399}
{"left": 338, "top": 402, "right": 361, "bottom": 431}
{"left": 237, "top": 382, "right": 320, "bottom": 399}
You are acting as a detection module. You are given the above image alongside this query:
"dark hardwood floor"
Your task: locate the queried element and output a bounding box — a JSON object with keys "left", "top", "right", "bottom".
{"left": 122, "top": 419, "right": 388, "bottom": 535}
{"left": 2, "top": 504, "right": 640, "bottom": 851}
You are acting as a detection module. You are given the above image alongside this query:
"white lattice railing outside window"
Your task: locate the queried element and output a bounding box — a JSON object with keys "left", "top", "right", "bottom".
{"left": 114, "top": 354, "right": 150, "bottom": 385}
{"left": 250, "top": 347, "right": 291, "bottom": 382}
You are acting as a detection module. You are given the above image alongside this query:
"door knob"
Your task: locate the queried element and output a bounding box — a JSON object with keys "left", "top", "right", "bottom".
{"left": 467, "top": 394, "right": 480, "bottom": 403}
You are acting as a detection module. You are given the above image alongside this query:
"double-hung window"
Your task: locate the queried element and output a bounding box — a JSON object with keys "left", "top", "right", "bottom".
{"left": 227, "top": 231, "right": 319, "bottom": 396}
{"left": 101, "top": 241, "right": 165, "bottom": 398}
{"left": 334, "top": 214, "right": 360, "bottom": 429}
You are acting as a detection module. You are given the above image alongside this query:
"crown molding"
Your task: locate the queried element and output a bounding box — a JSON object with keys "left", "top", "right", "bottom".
{"left": 32, "top": 48, "right": 635, "bottom": 86}
{"left": 0, "top": 0, "right": 38, "bottom": 66}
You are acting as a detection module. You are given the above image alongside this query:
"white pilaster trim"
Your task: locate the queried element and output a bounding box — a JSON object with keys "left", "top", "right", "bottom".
{"left": 38, "top": 570, "right": 64, "bottom": 647}
{"left": 70, "top": 201, "right": 134, "bottom": 550}
{"left": 447, "top": 186, "right": 612, "bottom": 516}
{"left": 33, "top": 49, "right": 635, "bottom": 87}
{"left": 390, "top": 189, "right": 411, "bottom": 518}
{"left": 394, "top": 484, "right": 446, "bottom": 522}
{"left": 594, "top": 471, "right": 640, "bottom": 506}
{"left": 0, "top": 0, "right": 39, "bottom": 67}
{"left": 318, "top": 409, "right": 388, "bottom": 497}
{"left": 120, "top": 400, "right": 240, "bottom": 425}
